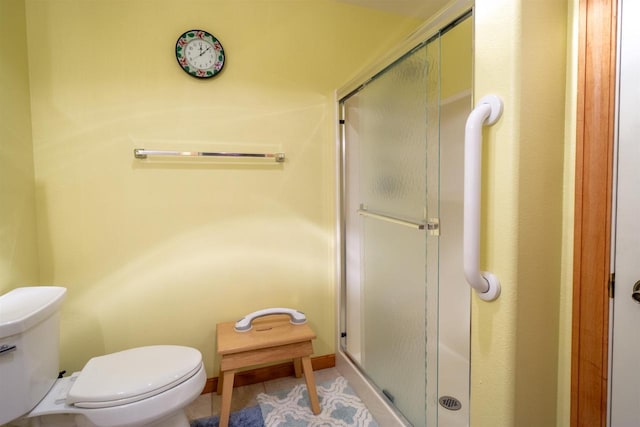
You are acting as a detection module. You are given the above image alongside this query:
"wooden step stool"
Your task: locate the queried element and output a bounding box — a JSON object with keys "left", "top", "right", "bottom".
{"left": 216, "top": 315, "right": 321, "bottom": 427}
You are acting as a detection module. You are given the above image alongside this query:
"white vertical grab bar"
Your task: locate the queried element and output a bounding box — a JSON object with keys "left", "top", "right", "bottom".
{"left": 464, "top": 95, "right": 503, "bottom": 301}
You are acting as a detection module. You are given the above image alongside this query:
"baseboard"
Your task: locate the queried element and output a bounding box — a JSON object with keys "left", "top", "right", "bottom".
{"left": 201, "top": 353, "right": 336, "bottom": 394}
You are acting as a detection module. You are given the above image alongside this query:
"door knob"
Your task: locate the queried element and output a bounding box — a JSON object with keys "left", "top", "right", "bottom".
{"left": 632, "top": 281, "right": 640, "bottom": 303}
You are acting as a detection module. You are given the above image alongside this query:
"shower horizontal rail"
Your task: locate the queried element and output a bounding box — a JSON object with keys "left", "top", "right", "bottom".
{"left": 463, "top": 94, "right": 503, "bottom": 302}
{"left": 357, "top": 208, "right": 428, "bottom": 231}
{"left": 133, "top": 148, "right": 285, "bottom": 162}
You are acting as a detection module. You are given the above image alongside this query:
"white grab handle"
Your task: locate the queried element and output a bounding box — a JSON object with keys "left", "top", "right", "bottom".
{"left": 234, "top": 308, "right": 307, "bottom": 332}
{"left": 463, "top": 95, "right": 503, "bottom": 301}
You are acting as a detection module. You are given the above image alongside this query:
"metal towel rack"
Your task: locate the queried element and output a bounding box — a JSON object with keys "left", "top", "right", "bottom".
{"left": 463, "top": 94, "right": 503, "bottom": 302}
{"left": 356, "top": 206, "right": 439, "bottom": 235}
{"left": 357, "top": 207, "right": 426, "bottom": 230}
{"left": 133, "top": 148, "right": 285, "bottom": 162}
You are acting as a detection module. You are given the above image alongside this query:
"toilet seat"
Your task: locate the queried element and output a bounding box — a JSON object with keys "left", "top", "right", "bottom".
{"left": 67, "top": 345, "right": 202, "bottom": 409}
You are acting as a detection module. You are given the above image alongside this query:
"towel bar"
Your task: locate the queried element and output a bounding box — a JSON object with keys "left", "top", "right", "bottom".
{"left": 133, "top": 148, "right": 285, "bottom": 162}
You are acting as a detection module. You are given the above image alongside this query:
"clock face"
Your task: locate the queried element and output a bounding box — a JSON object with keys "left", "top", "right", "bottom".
{"left": 175, "top": 30, "right": 225, "bottom": 79}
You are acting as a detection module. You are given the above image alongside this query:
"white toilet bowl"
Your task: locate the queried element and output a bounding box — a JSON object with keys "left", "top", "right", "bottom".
{"left": 27, "top": 346, "right": 206, "bottom": 427}
{"left": 0, "top": 287, "right": 207, "bottom": 427}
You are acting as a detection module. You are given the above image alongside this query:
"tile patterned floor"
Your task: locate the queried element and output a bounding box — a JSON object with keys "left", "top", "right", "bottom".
{"left": 185, "top": 367, "right": 342, "bottom": 421}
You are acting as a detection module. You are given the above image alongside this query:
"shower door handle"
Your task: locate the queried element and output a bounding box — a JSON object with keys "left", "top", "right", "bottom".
{"left": 357, "top": 207, "right": 426, "bottom": 230}
{"left": 463, "top": 95, "right": 503, "bottom": 301}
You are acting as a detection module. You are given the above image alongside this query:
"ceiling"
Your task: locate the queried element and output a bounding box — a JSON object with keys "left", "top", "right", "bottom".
{"left": 335, "top": 0, "right": 452, "bottom": 19}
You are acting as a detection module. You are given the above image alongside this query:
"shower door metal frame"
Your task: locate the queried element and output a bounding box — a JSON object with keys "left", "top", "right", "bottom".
{"left": 335, "top": 2, "right": 474, "bottom": 425}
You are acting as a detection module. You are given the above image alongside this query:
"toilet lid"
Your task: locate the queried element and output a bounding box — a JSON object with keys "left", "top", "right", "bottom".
{"left": 66, "top": 345, "right": 202, "bottom": 409}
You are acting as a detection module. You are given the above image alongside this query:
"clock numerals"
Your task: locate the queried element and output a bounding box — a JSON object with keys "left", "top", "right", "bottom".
{"left": 185, "top": 40, "right": 215, "bottom": 68}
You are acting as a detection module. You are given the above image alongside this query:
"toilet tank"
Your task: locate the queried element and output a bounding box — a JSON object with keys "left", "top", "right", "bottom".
{"left": 0, "top": 286, "right": 67, "bottom": 425}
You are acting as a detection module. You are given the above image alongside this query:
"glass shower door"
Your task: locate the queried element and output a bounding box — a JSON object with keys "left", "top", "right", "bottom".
{"left": 341, "top": 39, "right": 440, "bottom": 427}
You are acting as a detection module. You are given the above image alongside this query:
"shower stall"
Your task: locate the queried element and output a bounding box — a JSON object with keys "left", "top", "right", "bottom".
{"left": 336, "top": 9, "right": 473, "bottom": 427}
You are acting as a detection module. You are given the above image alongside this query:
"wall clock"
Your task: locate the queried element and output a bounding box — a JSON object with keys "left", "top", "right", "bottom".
{"left": 175, "top": 30, "right": 225, "bottom": 79}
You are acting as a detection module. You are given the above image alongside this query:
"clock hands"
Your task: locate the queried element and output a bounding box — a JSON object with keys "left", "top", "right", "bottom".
{"left": 199, "top": 46, "right": 212, "bottom": 57}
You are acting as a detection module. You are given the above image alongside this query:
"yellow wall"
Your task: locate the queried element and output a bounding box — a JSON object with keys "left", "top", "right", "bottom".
{"left": 0, "top": 0, "right": 40, "bottom": 295}
{"left": 23, "top": 0, "right": 420, "bottom": 375}
{"left": 473, "top": 0, "right": 569, "bottom": 425}
{"left": 557, "top": 1, "right": 578, "bottom": 425}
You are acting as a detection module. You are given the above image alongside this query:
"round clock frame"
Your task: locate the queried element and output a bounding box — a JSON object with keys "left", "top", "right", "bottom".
{"left": 175, "top": 30, "right": 225, "bottom": 79}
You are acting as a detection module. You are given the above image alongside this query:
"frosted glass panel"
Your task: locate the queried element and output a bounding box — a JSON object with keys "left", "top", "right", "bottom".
{"left": 342, "top": 43, "right": 433, "bottom": 427}
{"left": 340, "top": 13, "right": 472, "bottom": 427}
{"left": 357, "top": 48, "right": 429, "bottom": 220}
{"left": 362, "top": 218, "right": 426, "bottom": 426}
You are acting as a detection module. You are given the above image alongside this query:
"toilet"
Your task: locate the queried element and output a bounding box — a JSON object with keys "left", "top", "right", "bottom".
{"left": 0, "top": 286, "right": 206, "bottom": 427}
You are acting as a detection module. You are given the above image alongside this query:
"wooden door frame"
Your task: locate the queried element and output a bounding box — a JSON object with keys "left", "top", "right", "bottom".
{"left": 571, "top": 0, "right": 618, "bottom": 425}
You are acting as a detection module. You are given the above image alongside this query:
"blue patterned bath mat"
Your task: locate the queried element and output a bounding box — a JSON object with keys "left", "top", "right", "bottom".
{"left": 190, "top": 376, "right": 377, "bottom": 427}
{"left": 190, "top": 405, "right": 264, "bottom": 427}
{"left": 257, "top": 376, "right": 379, "bottom": 427}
